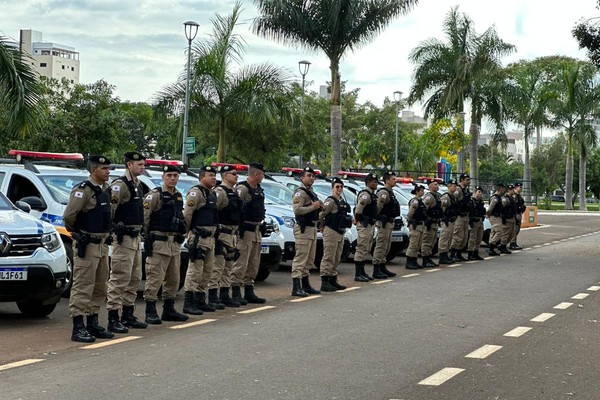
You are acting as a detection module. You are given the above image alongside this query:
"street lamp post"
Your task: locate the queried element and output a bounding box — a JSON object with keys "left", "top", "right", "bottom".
{"left": 182, "top": 20, "right": 199, "bottom": 165}
{"left": 298, "top": 60, "right": 311, "bottom": 168}
{"left": 393, "top": 91, "right": 402, "bottom": 171}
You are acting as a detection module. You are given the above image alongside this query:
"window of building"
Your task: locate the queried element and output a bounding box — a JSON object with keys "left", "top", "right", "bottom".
{"left": 71, "top": 67, "right": 75, "bottom": 71}
{"left": 62, "top": 65, "right": 65, "bottom": 69}
{"left": 41, "top": 50, "right": 50, "bottom": 55}
{"left": 40, "top": 62, "right": 47, "bottom": 67}
{"left": 70, "top": 80, "right": 74, "bottom": 84}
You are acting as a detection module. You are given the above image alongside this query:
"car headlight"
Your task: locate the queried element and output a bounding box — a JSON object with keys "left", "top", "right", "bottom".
{"left": 282, "top": 216, "right": 296, "bottom": 229}
{"left": 41, "top": 232, "right": 61, "bottom": 252}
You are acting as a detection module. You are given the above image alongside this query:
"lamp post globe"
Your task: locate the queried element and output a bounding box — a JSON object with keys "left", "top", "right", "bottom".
{"left": 298, "top": 60, "right": 311, "bottom": 167}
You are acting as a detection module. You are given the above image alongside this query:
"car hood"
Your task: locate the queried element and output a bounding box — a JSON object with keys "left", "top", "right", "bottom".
{"left": 0, "top": 210, "right": 55, "bottom": 235}
{"left": 265, "top": 203, "right": 294, "bottom": 217}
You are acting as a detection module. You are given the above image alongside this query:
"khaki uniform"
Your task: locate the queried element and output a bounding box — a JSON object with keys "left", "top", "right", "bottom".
{"left": 64, "top": 177, "right": 111, "bottom": 317}
{"left": 501, "top": 195, "right": 516, "bottom": 245}
{"left": 291, "top": 184, "right": 320, "bottom": 279}
{"left": 406, "top": 196, "right": 425, "bottom": 258}
{"left": 354, "top": 188, "right": 377, "bottom": 262}
{"left": 183, "top": 184, "right": 218, "bottom": 293}
{"left": 438, "top": 192, "right": 455, "bottom": 254}
{"left": 143, "top": 186, "right": 184, "bottom": 301}
{"left": 421, "top": 192, "right": 439, "bottom": 257}
{"left": 467, "top": 197, "right": 485, "bottom": 252}
{"left": 373, "top": 187, "right": 394, "bottom": 264}
{"left": 319, "top": 196, "right": 346, "bottom": 277}
{"left": 231, "top": 183, "right": 263, "bottom": 286}
{"left": 210, "top": 184, "right": 239, "bottom": 289}
{"left": 487, "top": 194, "right": 503, "bottom": 246}
{"left": 106, "top": 170, "right": 143, "bottom": 311}
{"left": 451, "top": 186, "right": 470, "bottom": 250}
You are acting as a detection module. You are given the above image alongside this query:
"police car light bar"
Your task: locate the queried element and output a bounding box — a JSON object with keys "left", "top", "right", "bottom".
{"left": 9, "top": 150, "right": 84, "bottom": 161}
{"left": 337, "top": 171, "right": 367, "bottom": 179}
{"left": 396, "top": 177, "right": 413, "bottom": 184}
{"left": 281, "top": 167, "right": 323, "bottom": 175}
{"left": 145, "top": 159, "right": 184, "bottom": 166}
{"left": 211, "top": 162, "right": 249, "bottom": 171}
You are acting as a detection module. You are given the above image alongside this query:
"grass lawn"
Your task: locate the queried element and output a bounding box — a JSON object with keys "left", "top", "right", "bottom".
{"left": 536, "top": 202, "right": 600, "bottom": 211}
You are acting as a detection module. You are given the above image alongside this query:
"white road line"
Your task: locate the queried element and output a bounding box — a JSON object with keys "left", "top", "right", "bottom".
{"left": 447, "top": 263, "right": 460, "bottom": 268}
{"left": 237, "top": 305, "right": 276, "bottom": 313}
{"left": 522, "top": 248, "right": 532, "bottom": 251}
{"left": 402, "top": 273, "right": 420, "bottom": 278}
{"left": 169, "top": 319, "right": 217, "bottom": 330}
{"left": 543, "top": 243, "right": 552, "bottom": 246}
{"left": 371, "top": 279, "right": 394, "bottom": 285}
{"left": 0, "top": 359, "right": 44, "bottom": 372}
{"left": 552, "top": 241, "right": 561, "bottom": 244}
{"left": 554, "top": 302, "right": 573, "bottom": 309}
{"left": 511, "top": 250, "right": 521, "bottom": 253}
{"left": 572, "top": 293, "right": 589, "bottom": 300}
{"left": 533, "top": 245, "right": 543, "bottom": 248}
{"left": 418, "top": 367, "right": 465, "bottom": 386}
{"left": 80, "top": 336, "right": 142, "bottom": 350}
{"left": 465, "top": 260, "right": 478, "bottom": 264}
{"left": 503, "top": 326, "right": 532, "bottom": 337}
{"left": 289, "top": 295, "right": 323, "bottom": 302}
{"left": 465, "top": 344, "right": 502, "bottom": 359}
{"left": 484, "top": 256, "right": 495, "bottom": 260}
{"left": 587, "top": 286, "right": 600, "bottom": 291}
{"left": 425, "top": 268, "right": 442, "bottom": 273}
{"left": 337, "top": 286, "right": 360, "bottom": 293}
{"left": 531, "top": 313, "right": 555, "bottom": 322}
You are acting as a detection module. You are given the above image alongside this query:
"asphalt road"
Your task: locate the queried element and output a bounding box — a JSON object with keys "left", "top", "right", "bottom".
{"left": 1, "top": 212, "right": 600, "bottom": 400}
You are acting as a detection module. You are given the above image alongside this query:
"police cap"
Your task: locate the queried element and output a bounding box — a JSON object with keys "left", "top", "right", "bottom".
{"left": 514, "top": 182, "right": 523, "bottom": 188}
{"left": 507, "top": 184, "right": 515, "bottom": 190}
{"left": 459, "top": 173, "right": 470, "bottom": 181}
{"left": 162, "top": 165, "right": 181, "bottom": 174}
{"left": 219, "top": 165, "right": 236, "bottom": 173}
{"left": 89, "top": 155, "right": 111, "bottom": 165}
{"left": 475, "top": 186, "right": 484, "bottom": 192}
{"left": 496, "top": 182, "right": 505, "bottom": 188}
{"left": 124, "top": 151, "right": 145, "bottom": 162}
{"left": 200, "top": 165, "right": 217, "bottom": 173}
{"left": 302, "top": 166, "right": 316, "bottom": 175}
{"left": 365, "top": 173, "right": 378, "bottom": 183}
{"left": 382, "top": 170, "right": 396, "bottom": 180}
{"left": 249, "top": 162, "right": 265, "bottom": 172}
{"left": 331, "top": 177, "right": 344, "bottom": 187}
{"left": 447, "top": 179, "right": 458, "bottom": 186}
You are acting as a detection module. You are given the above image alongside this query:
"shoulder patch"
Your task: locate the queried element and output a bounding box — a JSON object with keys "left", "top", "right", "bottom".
{"left": 111, "top": 196, "right": 119, "bottom": 204}
{"left": 294, "top": 192, "right": 301, "bottom": 197}
{"left": 189, "top": 191, "right": 197, "bottom": 197}
{"left": 111, "top": 185, "right": 120, "bottom": 192}
{"left": 360, "top": 193, "right": 370, "bottom": 201}
{"left": 74, "top": 191, "right": 84, "bottom": 198}
{"left": 143, "top": 202, "right": 150, "bottom": 209}
{"left": 145, "top": 194, "right": 153, "bottom": 201}
{"left": 293, "top": 198, "right": 300, "bottom": 204}
{"left": 187, "top": 200, "right": 195, "bottom": 207}
{"left": 324, "top": 200, "right": 331, "bottom": 206}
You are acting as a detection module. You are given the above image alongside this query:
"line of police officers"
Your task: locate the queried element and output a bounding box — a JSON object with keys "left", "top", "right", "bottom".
{"left": 64, "top": 154, "right": 268, "bottom": 343}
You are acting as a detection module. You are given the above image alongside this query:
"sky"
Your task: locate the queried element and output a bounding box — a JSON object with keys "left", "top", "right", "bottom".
{"left": 1, "top": 0, "right": 598, "bottom": 115}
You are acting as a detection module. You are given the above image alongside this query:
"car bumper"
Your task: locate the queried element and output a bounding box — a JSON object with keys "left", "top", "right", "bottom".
{"left": 260, "top": 244, "right": 282, "bottom": 266}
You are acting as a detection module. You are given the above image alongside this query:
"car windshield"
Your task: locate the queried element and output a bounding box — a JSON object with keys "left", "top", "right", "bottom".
{"left": 261, "top": 180, "right": 294, "bottom": 205}
{"left": 312, "top": 183, "right": 356, "bottom": 207}
{"left": 0, "top": 191, "right": 14, "bottom": 210}
{"left": 38, "top": 174, "right": 88, "bottom": 205}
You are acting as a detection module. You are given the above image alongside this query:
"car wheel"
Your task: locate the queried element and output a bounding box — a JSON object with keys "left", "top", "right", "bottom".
{"left": 17, "top": 301, "right": 57, "bottom": 317}
{"left": 61, "top": 242, "right": 74, "bottom": 298}
{"left": 483, "top": 229, "right": 491, "bottom": 245}
{"left": 255, "top": 265, "right": 272, "bottom": 282}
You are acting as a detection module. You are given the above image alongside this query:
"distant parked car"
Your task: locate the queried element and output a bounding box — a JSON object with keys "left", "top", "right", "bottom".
{"left": 551, "top": 195, "right": 565, "bottom": 202}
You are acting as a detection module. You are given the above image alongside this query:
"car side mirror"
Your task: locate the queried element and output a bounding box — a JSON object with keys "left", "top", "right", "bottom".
{"left": 19, "top": 196, "right": 46, "bottom": 211}
{"left": 15, "top": 200, "right": 32, "bottom": 213}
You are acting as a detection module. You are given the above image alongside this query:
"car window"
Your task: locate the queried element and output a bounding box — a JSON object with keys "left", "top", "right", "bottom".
{"left": 0, "top": 190, "right": 14, "bottom": 210}
{"left": 261, "top": 180, "right": 294, "bottom": 205}
{"left": 38, "top": 174, "right": 87, "bottom": 205}
{"left": 0, "top": 171, "right": 5, "bottom": 187}
{"left": 7, "top": 174, "right": 42, "bottom": 204}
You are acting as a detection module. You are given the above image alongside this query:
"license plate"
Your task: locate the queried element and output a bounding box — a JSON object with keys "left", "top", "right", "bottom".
{"left": 391, "top": 235, "right": 403, "bottom": 242}
{"left": 0, "top": 267, "right": 27, "bottom": 281}
{"left": 261, "top": 245, "right": 269, "bottom": 254}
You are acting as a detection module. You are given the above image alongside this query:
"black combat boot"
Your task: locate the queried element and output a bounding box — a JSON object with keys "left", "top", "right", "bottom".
{"left": 107, "top": 309, "right": 129, "bottom": 334}
{"left": 473, "top": 251, "right": 485, "bottom": 260}
{"left": 439, "top": 252, "right": 454, "bottom": 264}
{"left": 427, "top": 256, "right": 439, "bottom": 267}
{"left": 244, "top": 285, "right": 267, "bottom": 304}
{"left": 71, "top": 315, "right": 95, "bottom": 343}
{"left": 145, "top": 301, "right": 162, "bottom": 324}
{"left": 509, "top": 242, "right": 523, "bottom": 250}
{"left": 453, "top": 249, "right": 468, "bottom": 261}
{"left": 354, "top": 261, "right": 369, "bottom": 282}
{"left": 220, "top": 287, "right": 241, "bottom": 307}
{"left": 498, "top": 244, "right": 512, "bottom": 254}
{"left": 320, "top": 276, "right": 338, "bottom": 292}
{"left": 362, "top": 264, "right": 374, "bottom": 280}
{"left": 330, "top": 275, "right": 347, "bottom": 290}
{"left": 86, "top": 314, "right": 115, "bottom": 339}
{"left": 161, "top": 299, "right": 189, "bottom": 322}
{"left": 292, "top": 278, "right": 308, "bottom": 297}
{"left": 207, "top": 288, "right": 225, "bottom": 310}
{"left": 121, "top": 305, "right": 148, "bottom": 329}
{"left": 405, "top": 256, "right": 419, "bottom": 270}
{"left": 301, "top": 275, "right": 321, "bottom": 295}
{"left": 195, "top": 291, "right": 216, "bottom": 312}
{"left": 423, "top": 256, "right": 437, "bottom": 268}
{"left": 182, "top": 291, "right": 203, "bottom": 315}
{"left": 379, "top": 263, "right": 397, "bottom": 277}
{"left": 231, "top": 285, "right": 248, "bottom": 306}
{"left": 372, "top": 264, "right": 388, "bottom": 279}
{"left": 487, "top": 243, "right": 500, "bottom": 256}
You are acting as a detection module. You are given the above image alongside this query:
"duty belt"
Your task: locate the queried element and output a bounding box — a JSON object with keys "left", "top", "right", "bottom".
{"left": 218, "top": 226, "right": 234, "bottom": 235}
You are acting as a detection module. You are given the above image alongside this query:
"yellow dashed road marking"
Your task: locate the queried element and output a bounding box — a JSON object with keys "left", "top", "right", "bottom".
{"left": 80, "top": 336, "right": 141, "bottom": 350}
{"left": 169, "top": 319, "right": 217, "bottom": 330}
{"left": 0, "top": 359, "right": 44, "bottom": 372}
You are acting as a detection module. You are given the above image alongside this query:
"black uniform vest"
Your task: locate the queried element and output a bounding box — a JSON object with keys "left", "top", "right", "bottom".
{"left": 324, "top": 196, "right": 352, "bottom": 234}
{"left": 295, "top": 187, "right": 320, "bottom": 223}
{"left": 442, "top": 192, "right": 459, "bottom": 219}
{"left": 490, "top": 194, "right": 504, "bottom": 217}
{"left": 74, "top": 181, "right": 112, "bottom": 233}
{"left": 502, "top": 194, "right": 516, "bottom": 219}
{"left": 514, "top": 194, "right": 526, "bottom": 213}
{"left": 427, "top": 192, "right": 444, "bottom": 219}
{"left": 148, "top": 188, "right": 185, "bottom": 233}
{"left": 113, "top": 176, "right": 143, "bottom": 226}
{"left": 471, "top": 197, "right": 486, "bottom": 219}
{"left": 355, "top": 189, "right": 378, "bottom": 219}
{"left": 191, "top": 185, "right": 219, "bottom": 227}
{"left": 409, "top": 197, "right": 428, "bottom": 223}
{"left": 239, "top": 181, "right": 265, "bottom": 222}
{"left": 217, "top": 185, "right": 243, "bottom": 226}
{"left": 458, "top": 185, "right": 473, "bottom": 215}
{"left": 378, "top": 187, "right": 401, "bottom": 219}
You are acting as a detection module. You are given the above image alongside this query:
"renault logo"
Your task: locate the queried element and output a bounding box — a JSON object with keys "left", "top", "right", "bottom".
{"left": 0, "top": 233, "right": 11, "bottom": 255}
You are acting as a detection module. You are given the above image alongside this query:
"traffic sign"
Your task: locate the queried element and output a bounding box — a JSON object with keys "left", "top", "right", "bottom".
{"left": 185, "top": 137, "right": 195, "bottom": 154}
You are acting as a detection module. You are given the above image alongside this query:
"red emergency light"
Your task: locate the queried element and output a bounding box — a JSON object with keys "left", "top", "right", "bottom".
{"left": 211, "top": 162, "right": 249, "bottom": 171}
{"left": 282, "top": 167, "right": 323, "bottom": 175}
{"left": 396, "top": 177, "right": 413, "bottom": 184}
{"left": 9, "top": 150, "right": 84, "bottom": 161}
{"left": 337, "top": 171, "right": 367, "bottom": 179}
{"left": 145, "top": 159, "right": 184, "bottom": 167}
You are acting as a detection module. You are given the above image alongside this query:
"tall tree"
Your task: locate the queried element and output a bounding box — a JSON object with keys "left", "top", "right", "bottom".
{"left": 407, "top": 7, "right": 514, "bottom": 187}
{"left": 253, "top": 0, "right": 419, "bottom": 176}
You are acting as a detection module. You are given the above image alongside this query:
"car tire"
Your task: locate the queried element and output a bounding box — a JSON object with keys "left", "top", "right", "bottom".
{"left": 483, "top": 229, "right": 491, "bottom": 245}
{"left": 17, "top": 301, "right": 57, "bottom": 317}
{"left": 255, "top": 265, "right": 272, "bottom": 282}
{"left": 61, "top": 242, "right": 74, "bottom": 298}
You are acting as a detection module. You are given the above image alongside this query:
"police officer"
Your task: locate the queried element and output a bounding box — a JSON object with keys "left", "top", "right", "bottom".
{"left": 211, "top": 165, "right": 243, "bottom": 307}
{"left": 318, "top": 177, "right": 350, "bottom": 292}
{"left": 422, "top": 179, "right": 443, "bottom": 268}
{"left": 372, "top": 171, "right": 400, "bottom": 278}
{"left": 499, "top": 184, "right": 517, "bottom": 254}
{"left": 143, "top": 165, "right": 189, "bottom": 324}
{"left": 106, "top": 151, "right": 147, "bottom": 334}
{"left": 510, "top": 182, "right": 525, "bottom": 250}
{"left": 450, "top": 173, "right": 472, "bottom": 261}
{"left": 183, "top": 166, "right": 219, "bottom": 314}
{"left": 486, "top": 183, "right": 506, "bottom": 256}
{"left": 231, "top": 163, "right": 267, "bottom": 304}
{"left": 291, "top": 167, "right": 323, "bottom": 297}
{"left": 406, "top": 185, "right": 427, "bottom": 269}
{"left": 63, "top": 155, "right": 113, "bottom": 343}
{"left": 353, "top": 173, "right": 378, "bottom": 282}
{"left": 467, "top": 186, "right": 486, "bottom": 260}
{"left": 438, "top": 179, "right": 459, "bottom": 264}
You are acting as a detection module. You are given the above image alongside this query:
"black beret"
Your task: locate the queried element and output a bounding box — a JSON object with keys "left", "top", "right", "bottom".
{"left": 302, "top": 166, "right": 316, "bottom": 175}
{"left": 459, "top": 173, "right": 470, "bottom": 180}
{"left": 365, "top": 173, "right": 378, "bottom": 182}
{"left": 507, "top": 184, "right": 515, "bottom": 190}
{"left": 162, "top": 165, "right": 181, "bottom": 174}
{"left": 447, "top": 179, "right": 458, "bottom": 185}
{"left": 89, "top": 155, "right": 111, "bottom": 165}
{"left": 383, "top": 170, "right": 396, "bottom": 178}
{"left": 496, "top": 182, "right": 505, "bottom": 187}
{"left": 219, "top": 165, "right": 236, "bottom": 173}
{"left": 200, "top": 165, "right": 217, "bottom": 173}
{"left": 475, "top": 186, "right": 484, "bottom": 192}
{"left": 331, "top": 177, "right": 344, "bottom": 186}
{"left": 249, "top": 162, "right": 265, "bottom": 172}
{"left": 514, "top": 182, "right": 523, "bottom": 187}
{"left": 124, "top": 151, "right": 145, "bottom": 161}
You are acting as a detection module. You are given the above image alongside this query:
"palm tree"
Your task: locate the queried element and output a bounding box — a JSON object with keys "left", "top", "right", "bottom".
{"left": 407, "top": 7, "right": 514, "bottom": 187}
{"left": 253, "top": 0, "right": 419, "bottom": 176}
{"left": 0, "top": 36, "right": 43, "bottom": 137}
{"left": 155, "top": 2, "right": 293, "bottom": 162}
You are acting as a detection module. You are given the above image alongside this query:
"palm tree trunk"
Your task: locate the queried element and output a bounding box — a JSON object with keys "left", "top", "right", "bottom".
{"left": 579, "top": 153, "right": 587, "bottom": 211}
{"left": 564, "top": 134, "right": 574, "bottom": 211}
{"left": 330, "top": 60, "right": 342, "bottom": 177}
{"left": 468, "top": 120, "right": 479, "bottom": 189}
{"left": 523, "top": 133, "right": 531, "bottom": 205}
{"left": 217, "top": 117, "right": 226, "bottom": 162}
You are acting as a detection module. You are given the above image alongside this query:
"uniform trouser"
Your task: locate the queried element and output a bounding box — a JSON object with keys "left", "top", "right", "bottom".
{"left": 467, "top": 220, "right": 483, "bottom": 251}
{"left": 438, "top": 220, "right": 455, "bottom": 253}
{"left": 406, "top": 225, "right": 425, "bottom": 257}
{"left": 209, "top": 227, "right": 237, "bottom": 290}
{"left": 512, "top": 216, "right": 522, "bottom": 243}
{"left": 354, "top": 223, "right": 375, "bottom": 262}
{"left": 373, "top": 222, "right": 393, "bottom": 264}
{"left": 451, "top": 215, "right": 469, "bottom": 250}
{"left": 489, "top": 216, "right": 503, "bottom": 245}
{"left": 231, "top": 226, "right": 261, "bottom": 286}
{"left": 183, "top": 233, "right": 215, "bottom": 292}
{"left": 69, "top": 242, "right": 109, "bottom": 317}
{"left": 106, "top": 235, "right": 142, "bottom": 310}
{"left": 501, "top": 218, "right": 516, "bottom": 245}
{"left": 421, "top": 222, "right": 438, "bottom": 257}
{"left": 291, "top": 225, "right": 317, "bottom": 279}
{"left": 143, "top": 238, "right": 181, "bottom": 301}
{"left": 320, "top": 226, "right": 344, "bottom": 277}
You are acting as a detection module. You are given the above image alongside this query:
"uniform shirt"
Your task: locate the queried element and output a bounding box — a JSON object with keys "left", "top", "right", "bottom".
{"left": 143, "top": 184, "right": 183, "bottom": 235}
{"left": 354, "top": 187, "right": 376, "bottom": 217}
{"left": 377, "top": 186, "right": 396, "bottom": 214}
{"left": 487, "top": 192, "right": 502, "bottom": 217}
{"left": 406, "top": 195, "right": 423, "bottom": 221}
{"left": 63, "top": 176, "right": 110, "bottom": 238}
{"left": 423, "top": 191, "right": 438, "bottom": 209}
{"left": 183, "top": 183, "right": 213, "bottom": 230}
{"left": 319, "top": 194, "right": 340, "bottom": 224}
{"left": 501, "top": 193, "right": 514, "bottom": 215}
{"left": 440, "top": 191, "right": 454, "bottom": 212}
{"left": 453, "top": 186, "right": 465, "bottom": 202}
{"left": 293, "top": 183, "right": 320, "bottom": 217}
{"left": 215, "top": 183, "right": 233, "bottom": 210}
{"left": 110, "top": 169, "right": 142, "bottom": 226}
